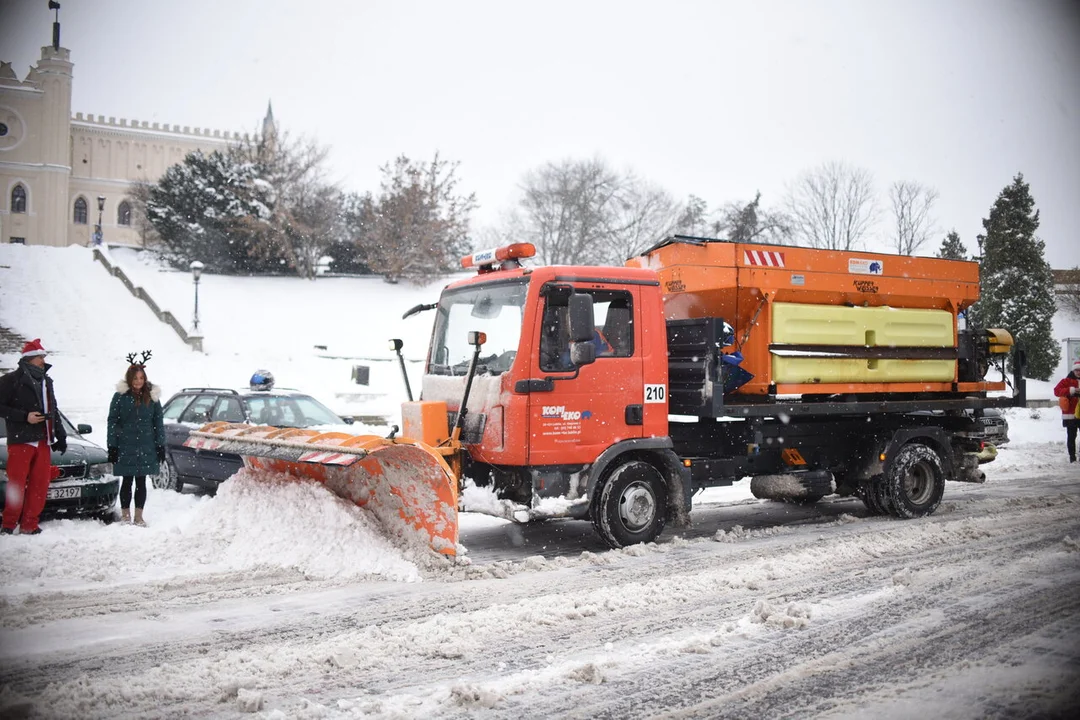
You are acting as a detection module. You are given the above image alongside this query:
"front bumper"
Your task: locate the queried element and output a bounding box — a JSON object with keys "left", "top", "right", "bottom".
{"left": 1, "top": 475, "right": 121, "bottom": 517}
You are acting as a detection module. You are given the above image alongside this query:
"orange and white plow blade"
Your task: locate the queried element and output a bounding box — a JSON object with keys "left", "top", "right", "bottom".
{"left": 186, "top": 422, "right": 459, "bottom": 556}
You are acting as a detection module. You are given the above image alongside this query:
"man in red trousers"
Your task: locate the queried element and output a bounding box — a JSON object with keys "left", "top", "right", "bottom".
{"left": 1053, "top": 359, "right": 1080, "bottom": 464}
{"left": 0, "top": 339, "right": 67, "bottom": 535}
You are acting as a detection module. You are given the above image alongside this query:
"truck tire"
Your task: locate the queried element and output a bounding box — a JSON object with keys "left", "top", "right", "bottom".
{"left": 857, "top": 475, "right": 890, "bottom": 515}
{"left": 592, "top": 460, "right": 667, "bottom": 549}
{"left": 882, "top": 443, "right": 945, "bottom": 518}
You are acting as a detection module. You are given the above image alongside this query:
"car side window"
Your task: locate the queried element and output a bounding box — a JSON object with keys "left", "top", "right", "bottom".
{"left": 162, "top": 395, "right": 194, "bottom": 422}
{"left": 211, "top": 397, "right": 245, "bottom": 423}
{"left": 179, "top": 394, "right": 217, "bottom": 425}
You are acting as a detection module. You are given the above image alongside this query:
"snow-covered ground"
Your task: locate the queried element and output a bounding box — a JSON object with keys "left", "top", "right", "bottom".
{"left": 1, "top": 244, "right": 1079, "bottom": 718}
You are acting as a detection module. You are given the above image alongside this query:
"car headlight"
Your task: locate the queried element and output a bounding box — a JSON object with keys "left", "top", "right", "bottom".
{"left": 87, "top": 463, "right": 111, "bottom": 479}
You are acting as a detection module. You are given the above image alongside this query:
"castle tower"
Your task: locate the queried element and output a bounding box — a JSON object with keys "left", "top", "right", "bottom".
{"left": 261, "top": 101, "right": 277, "bottom": 153}
{"left": 33, "top": 44, "right": 73, "bottom": 247}
{"left": 0, "top": 11, "right": 73, "bottom": 247}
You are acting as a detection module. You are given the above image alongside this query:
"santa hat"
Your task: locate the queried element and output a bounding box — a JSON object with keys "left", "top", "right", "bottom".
{"left": 1073, "top": 359, "right": 1080, "bottom": 371}
{"left": 21, "top": 338, "right": 47, "bottom": 358}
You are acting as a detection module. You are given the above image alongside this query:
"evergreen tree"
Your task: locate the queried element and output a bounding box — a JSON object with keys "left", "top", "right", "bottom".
{"left": 144, "top": 150, "right": 279, "bottom": 274}
{"left": 937, "top": 230, "right": 968, "bottom": 260}
{"left": 975, "top": 174, "right": 1060, "bottom": 379}
{"left": 322, "top": 191, "right": 376, "bottom": 275}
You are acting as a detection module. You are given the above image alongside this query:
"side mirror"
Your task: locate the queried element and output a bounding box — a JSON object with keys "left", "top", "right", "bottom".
{"left": 570, "top": 341, "right": 596, "bottom": 367}
{"left": 342, "top": 417, "right": 355, "bottom": 425}
{"left": 77, "top": 423, "right": 92, "bottom": 434}
{"left": 568, "top": 293, "right": 595, "bottom": 343}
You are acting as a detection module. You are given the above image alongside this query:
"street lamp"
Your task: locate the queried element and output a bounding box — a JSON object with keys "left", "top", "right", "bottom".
{"left": 93, "top": 195, "right": 105, "bottom": 246}
{"left": 190, "top": 260, "right": 204, "bottom": 332}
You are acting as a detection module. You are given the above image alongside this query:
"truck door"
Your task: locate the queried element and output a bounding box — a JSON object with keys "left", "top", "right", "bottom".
{"left": 527, "top": 286, "right": 644, "bottom": 467}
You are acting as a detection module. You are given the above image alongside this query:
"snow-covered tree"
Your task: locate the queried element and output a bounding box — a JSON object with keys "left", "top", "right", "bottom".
{"left": 975, "top": 173, "right": 1060, "bottom": 379}
{"left": 937, "top": 230, "right": 969, "bottom": 260}
{"left": 322, "top": 192, "right": 376, "bottom": 276}
{"left": 143, "top": 149, "right": 275, "bottom": 274}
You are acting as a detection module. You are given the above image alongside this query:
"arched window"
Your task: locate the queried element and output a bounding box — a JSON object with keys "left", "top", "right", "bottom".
{"left": 11, "top": 184, "right": 26, "bottom": 213}
{"left": 117, "top": 200, "right": 132, "bottom": 226}
{"left": 73, "top": 196, "right": 88, "bottom": 224}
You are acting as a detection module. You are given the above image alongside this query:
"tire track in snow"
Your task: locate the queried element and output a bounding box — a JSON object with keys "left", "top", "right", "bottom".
{"left": 5, "top": 490, "right": 1076, "bottom": 718}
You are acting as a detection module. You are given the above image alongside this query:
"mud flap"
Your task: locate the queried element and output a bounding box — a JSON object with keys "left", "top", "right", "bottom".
{"left": 187, "top": 423, "right": 459, "bottom": 556}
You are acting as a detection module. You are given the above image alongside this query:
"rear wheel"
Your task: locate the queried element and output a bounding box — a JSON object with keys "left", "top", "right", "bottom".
{"left": 857, "top": 474, "right": 890, "bottom": 515}
{"left": 154, "top": 457, "right": 184, "bottom": 493}
{"left": 883, "top": 443, "right": 945, "bottom": 518}
{"left": 591, "top": 460, "right": 667, "bottom": 548}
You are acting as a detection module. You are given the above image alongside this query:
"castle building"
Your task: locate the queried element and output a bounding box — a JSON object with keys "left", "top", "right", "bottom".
{"left": 0, "top": 18, "right": 266, "bottom": 247}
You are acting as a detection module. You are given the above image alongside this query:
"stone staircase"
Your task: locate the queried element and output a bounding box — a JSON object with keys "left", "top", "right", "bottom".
{"left": 0, "top": 324, "right": 27, "bottom": 373}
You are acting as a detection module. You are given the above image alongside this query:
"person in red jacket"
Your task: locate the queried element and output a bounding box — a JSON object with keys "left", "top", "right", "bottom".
{"left": 1053, "top": 359, "right": 1080, "bottom": 463}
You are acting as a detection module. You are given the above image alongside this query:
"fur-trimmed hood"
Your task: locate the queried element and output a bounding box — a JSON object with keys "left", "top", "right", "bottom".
{"left": 116, "top": 379, "right": 162, "bottom": 401}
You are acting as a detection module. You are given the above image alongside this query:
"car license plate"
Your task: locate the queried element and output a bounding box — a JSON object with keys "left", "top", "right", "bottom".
{"left": 47, "top": 486, "right": 81, "bottom": 500}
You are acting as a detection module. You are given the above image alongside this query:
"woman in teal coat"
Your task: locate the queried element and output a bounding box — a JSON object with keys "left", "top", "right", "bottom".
{"left": 107, "top": 360, "right": 166, "bottom": 526}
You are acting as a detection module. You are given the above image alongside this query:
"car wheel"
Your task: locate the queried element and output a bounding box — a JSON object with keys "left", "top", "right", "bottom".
{"left": 151, "top": 461, "right": 169, "bottom": 490}
{"left": 591, "top": 460, "right": 667, "bottom": 549}
{"left": 158, "top": 457, "right": 184, "bottom": 493}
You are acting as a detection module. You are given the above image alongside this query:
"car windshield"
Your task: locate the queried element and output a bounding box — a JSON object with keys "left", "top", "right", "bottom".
{"left": 428, "top": 279, "right": 529, "bottom": 376}
{"left": 0, "top": 413, "right": 79, "bottom": 438}
{"left": 244, "top": 394, "right": 343, "bottom": 427}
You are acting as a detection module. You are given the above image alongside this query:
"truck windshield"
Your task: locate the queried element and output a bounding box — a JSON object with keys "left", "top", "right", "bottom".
{"left": 428, "top": 279, "right": 529, "bottom": 376}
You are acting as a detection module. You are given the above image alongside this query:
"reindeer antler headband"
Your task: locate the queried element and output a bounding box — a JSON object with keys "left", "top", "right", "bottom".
{"left": 126, "top": 350, "right": 153, "bottom": 368}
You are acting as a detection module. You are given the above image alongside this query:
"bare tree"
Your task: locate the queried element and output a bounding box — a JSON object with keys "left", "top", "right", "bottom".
{"left": 517, "top": 158, "right": 621, "bottom": 266}
{"left": 124, "top": 181, "right": 159, "bottom": 248}
{"left": 889, "top": 180, "right": 939, "bottom": 255}
{"left": 515, "top": 158, "right": 682, "bottom": 266}
{"left": 361, "top": 153, "right": 477, "bottom": 284}
{"left": 601, "top": 177, "right": 682, "bottom": 263}
{"left": 1058, "top": 267, "right": 1080, "bottom": 319}
{"left": 232, "top": 132, "right": 339, "bottom": 277}
{"left": 785, "top": 161, "right": 878, "bottom": 250}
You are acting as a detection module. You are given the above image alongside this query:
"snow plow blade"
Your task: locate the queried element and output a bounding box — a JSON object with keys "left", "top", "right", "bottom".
{"left": 185, "top": 422, "right": 459, "bottom": 556}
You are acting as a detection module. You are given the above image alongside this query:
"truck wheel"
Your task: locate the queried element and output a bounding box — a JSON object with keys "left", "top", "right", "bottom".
{"left": 857, "top": 475, "right": 890, "bottom": 515}
{"left": 592, "top": 460, "right": 667, "bottom": 549}
{"left": 883, "top": 443, "right": 945, "bottom": 518}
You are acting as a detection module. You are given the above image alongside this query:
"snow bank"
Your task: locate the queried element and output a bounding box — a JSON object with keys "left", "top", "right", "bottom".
{"left": 0, "top": 469, "right": 422, "bottom": 599}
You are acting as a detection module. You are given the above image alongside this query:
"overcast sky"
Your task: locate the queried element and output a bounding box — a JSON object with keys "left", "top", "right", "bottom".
{"left": 2, "top": 0, "right": 1078, "bottom": 266}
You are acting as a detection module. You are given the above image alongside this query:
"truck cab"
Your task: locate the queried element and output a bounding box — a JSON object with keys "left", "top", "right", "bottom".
{"left": 410, "top": 249, "right": 686, "bottom": 545}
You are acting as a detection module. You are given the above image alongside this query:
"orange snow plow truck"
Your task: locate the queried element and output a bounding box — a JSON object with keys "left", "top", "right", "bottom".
{"left": 187, "top": 236, "right": 1024, "bottom": 556}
